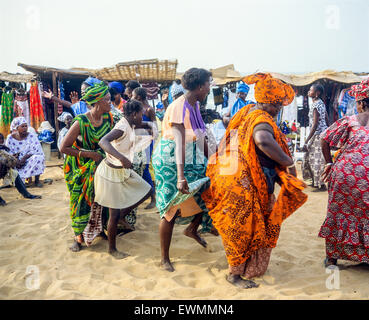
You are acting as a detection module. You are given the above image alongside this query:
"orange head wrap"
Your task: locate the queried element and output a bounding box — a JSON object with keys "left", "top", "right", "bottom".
{"left": 243, "top": 73, "right": 295, "bottom": 106}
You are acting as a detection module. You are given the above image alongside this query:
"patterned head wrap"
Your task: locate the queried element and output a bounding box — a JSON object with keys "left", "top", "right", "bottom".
{"left": 348, "top": 78, "right": 369, "bottom": 101}
{"left": 82, "top": 81, "right": 109, "bottom": 105}
{"left": 170, "top": 83, "right": 185, "bottom": 98}
{"left": 236, "top": 82, "right": 249, "bottom": 94}
{"left": 10, "top": 117, "right": 28, "bottom": 131}
{"left": 243, "top": 73, "right": 295, "bottom": 106}
{"left": 84, "top": 77, "right": 101, "bottom": 87}
{"left": 109, "top": 81, "right": 124, "bottom": 94}
{"left": 57, "top": 112, "right": 73, "bottom": 123}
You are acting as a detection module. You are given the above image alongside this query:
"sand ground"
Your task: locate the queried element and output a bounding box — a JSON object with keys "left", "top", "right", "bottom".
{"left": 0, "top": 158, "right": 368, "bottom": 300}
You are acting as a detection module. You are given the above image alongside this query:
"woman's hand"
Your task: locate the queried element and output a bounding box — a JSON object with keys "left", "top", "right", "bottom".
{"left": 16, "top": 154, "right": 31, "bottom": 168}
{"left": 321, "top": 163, "right": 333, "bottom": 183}
{"left": 302, "top": 144, "right": 309, "bottom": 152}
{"left": 120, "top": 156, "right": 133, "bottom": 169}
{"left": 87, "top": 151, "right": 103, "bottom": 164}
{"left": 42, "top": 90, "right": 53, "bottom": 100}
{"left": 177, "top": 178, "right": 189, "bottom": 194}
{"left": 70, "top": 91, "right": 79, "bottom": 104}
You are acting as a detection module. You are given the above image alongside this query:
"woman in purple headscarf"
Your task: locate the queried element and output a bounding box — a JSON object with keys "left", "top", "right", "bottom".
{"left": 152, "top": 68, "right": 216, "bottom": 272}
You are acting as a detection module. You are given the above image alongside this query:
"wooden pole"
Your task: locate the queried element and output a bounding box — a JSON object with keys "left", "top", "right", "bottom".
{"left": 52, "top": 72, "right": 60, "bottom": 159}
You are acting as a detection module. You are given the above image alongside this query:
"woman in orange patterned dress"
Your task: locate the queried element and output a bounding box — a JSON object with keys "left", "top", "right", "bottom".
{"left": 202, "top": 73, "right": 308, "bottom": 288}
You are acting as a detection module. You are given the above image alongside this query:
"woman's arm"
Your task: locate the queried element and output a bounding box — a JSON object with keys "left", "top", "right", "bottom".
{"left": 321, "top": 138, "right": 333, "bottom": 182}
{"left": 321, "top": 139, "right": 333, "bottom": 164}
{"left": 253, "top": 130, "right": 294, "bottom": 167}
{"left": 42, "top": 90, "right": 73, "bottom": 108}
{"left": 196, "top": 134, "right": 210, "bottom": 159}
{"left": 148, "top": 107, "right": 157, "bottom": 123}
{"left": 172, "top": 123, "right": 189, "bottom": 194}
{"left": 60, "top": 121, "right": 102, "bottom": 163}
{"left": 98, "top": 129, "right": 132, "bottom": 168}
{"left": 305, "top": 108, "right": 319, "bottom": 145}
{"left": 148, "top": 108, "right": 159, "bottom": 140}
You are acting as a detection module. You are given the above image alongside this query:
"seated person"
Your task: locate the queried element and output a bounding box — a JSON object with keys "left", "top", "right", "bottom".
{"left": 5, "top": 117, "right": 45, "bottom": 187}
{"left": 0, "top": 136, "right": 41, "bottom": 206}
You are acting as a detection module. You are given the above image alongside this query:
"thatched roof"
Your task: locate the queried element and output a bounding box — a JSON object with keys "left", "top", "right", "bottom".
{"left": 209, "top": 64, "right": 243, "bottom": 85}
{"left": 18, "top": 59, "right": 178, "bottom": 83}
{"left": 270, "top": 70, "right": 364, "bottom": 86}
{"left": 18, "top": 63, "right": 91, "bottom": 79}
{"left": 0, "top": 71, "right": 35, "bottom": 83}
{"left": 175, "top": 65, "right": 243, "bottom": 86}
{"left": 201, "top": 68, "right": 365, "bottom": 87}
{"left": 91, "top": 59, "right": 178, "bottom": 82}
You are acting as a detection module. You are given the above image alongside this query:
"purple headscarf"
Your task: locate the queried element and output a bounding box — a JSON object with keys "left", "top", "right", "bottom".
{"left": 10, "top": 117, "right": 28, "bottom": 131}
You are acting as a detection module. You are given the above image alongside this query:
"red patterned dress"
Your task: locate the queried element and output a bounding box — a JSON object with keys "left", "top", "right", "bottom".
{"left": 319, "top": 115, "right": 369, "bottom": 263}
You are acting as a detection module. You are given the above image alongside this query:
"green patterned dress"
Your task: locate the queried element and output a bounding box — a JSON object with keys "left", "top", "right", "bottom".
{"left": 0, "top": 90, "right": 14, "bottom": 137}
{"left": 64, "top": 113, "right": 113, "bottom": 235}
{"left": 152, "top": 139, "right": 212, "bottom": 232}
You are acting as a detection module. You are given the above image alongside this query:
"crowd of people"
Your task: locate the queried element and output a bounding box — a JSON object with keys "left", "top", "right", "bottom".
{"left": 1, "top": 66, "right": 369, "bottom": 289}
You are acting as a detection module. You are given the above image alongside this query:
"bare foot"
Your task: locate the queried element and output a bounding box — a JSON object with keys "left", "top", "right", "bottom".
{"left": 70, "top": 240, "right": 82, "bottom": 252}
{"left": 199, "top": 226, "right": 219, "bottom": 236}
{"left": 160, "top": 259, "right": 175, "bottom": 272}
{"left": 226, "top": 274, "right": 259, "bottom": 289}
{"left": 183, "top": 228, "right": 207, "bottom": 248}
{"left": 119, "top": 220, "right": 135, "bottom": 231}
{"left": 210, "top": 226, "right": 219, "bottom": 236}
{"left": 109, "top": 249, "right": 129, "bottom": 260}
{"left": 144, "top": 201, "right": 157, "bottom": 210}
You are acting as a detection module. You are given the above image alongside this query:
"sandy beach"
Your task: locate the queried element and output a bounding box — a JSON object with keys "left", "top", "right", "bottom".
{"left": 0, "top": 156, "right": 368, "bottom": 300}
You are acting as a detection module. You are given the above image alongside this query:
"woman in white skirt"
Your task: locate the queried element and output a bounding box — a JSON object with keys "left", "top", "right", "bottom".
{"left": 95, "top": 100, "right": 152, "bottom": 259}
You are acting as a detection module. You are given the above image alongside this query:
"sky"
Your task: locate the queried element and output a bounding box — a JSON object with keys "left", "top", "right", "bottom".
{"left": 0, "top": 0, "right": 368, "bottom": 75}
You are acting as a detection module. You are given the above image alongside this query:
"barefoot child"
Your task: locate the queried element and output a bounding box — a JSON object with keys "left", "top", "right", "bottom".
{"left": 95, "top": 100, "right": 152, "bottom": 259}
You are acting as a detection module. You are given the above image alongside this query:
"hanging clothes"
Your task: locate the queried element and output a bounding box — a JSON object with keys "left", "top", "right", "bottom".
{"left": 141, "top": 82, "right": 160, "bottom": 100}
{"left": 13, "top": 91, "right": 30, "bottom": 126}
{"left": 38, "top": 82, "right": 47, "bottom": 121}
{"left": 58, "top": 81, "right": 65, "bottom": 115}
{"left": 29, "top": 81, "right": 45, "bottom": 131}
{"left": 0, "top": 88, "right": 14, "bottom": 137}
{"left": 338, "top": 88, "right": 357, "bottom": 117}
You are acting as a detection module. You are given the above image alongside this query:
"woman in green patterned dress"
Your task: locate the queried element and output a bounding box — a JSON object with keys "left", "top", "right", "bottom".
{"left": 60, "top": 82, "right": 113, "bottom": 252}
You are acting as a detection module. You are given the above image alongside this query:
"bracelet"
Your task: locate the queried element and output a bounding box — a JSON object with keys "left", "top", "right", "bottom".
{"left": 78, "top": 151, "right": 82, "bottom": 158}
{"left": 325, "top": 163, "right": 333, "bottom": 167}
{"left": 178, "top": 179, "right": 186, "bottom": 183}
